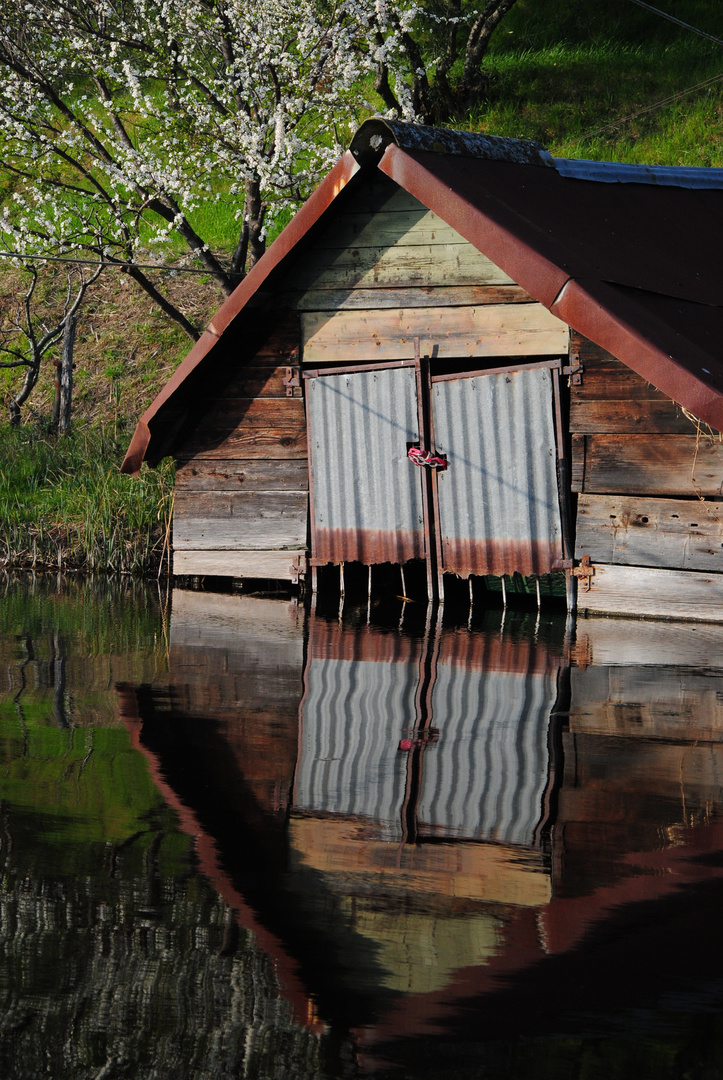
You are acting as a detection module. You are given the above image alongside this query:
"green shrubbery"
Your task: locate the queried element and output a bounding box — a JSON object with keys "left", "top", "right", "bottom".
{"left": 0, "top": 422, "right": 174, "bottom": 575}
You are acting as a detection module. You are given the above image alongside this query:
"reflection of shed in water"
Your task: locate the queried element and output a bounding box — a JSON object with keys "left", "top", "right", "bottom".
{"left": 118, "top": 593, "right": 723, "bottom": 1051}
{"left": 123, "top": 119, "right": 723, "bottom": 620}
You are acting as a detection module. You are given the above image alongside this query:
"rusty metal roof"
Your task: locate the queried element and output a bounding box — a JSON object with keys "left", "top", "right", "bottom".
{"left": 122, "top": 121, "right": 723, "bottom": 472}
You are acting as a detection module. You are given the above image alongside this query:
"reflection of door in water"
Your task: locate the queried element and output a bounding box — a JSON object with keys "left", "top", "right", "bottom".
{"left": 306, "top": 366, "right": 425, "bottom": 565}
{"left": 432, "top": 367, "right": 563, "bottom": 578}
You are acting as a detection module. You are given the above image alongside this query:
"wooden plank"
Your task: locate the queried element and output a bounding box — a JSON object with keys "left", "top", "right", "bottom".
{"left": 172, "top": 549, "right": 305, "bottom": 580}
{"left": 181, "top": 425, "right": 307, "bottom": 459}
{"left": 570, "top": 434, "right": 723, "bottom": 496}
{"left": 572, "top": 616, "right": 723, "bottom": 668}
{"left": 294, "top": 243, "right": 515, "bottom": 291}
{"left": 194, "top": 398, "right": 304, "bottom": 426}
{"left": 301, "top": 304, "right": 568, "bottom": 363}
{"left": 181, "top": 397, "right": 308, "bottom": 459}
{"left": 570, "top": 399, "right": 700, "bottom": 435}
{"left": 174, "top": 518, "right": 307, "bottom": 550}
{"left": 286, "top": 285, "right": 534, "bottom": 311}
{"left": 571, "top": 368, "right": 670, "bottom": 401}
{"left": 175, "top": 459, "right": 308, "bottom": 492}
{"left": 577, "top": 563, "right": 723, "bottom": 622}
{"left": 575, "top": 493, "right": 723, "bottom": 572}
{"left": 206, "top": 366, "right": 297, "bottom": 399}
{"left": 173, "top": 490, "right": 308, "bottom": 549}
{"left": 313, "top": 208, "right": 471, "bottom": 250}
{"left": 174, "top": 489, "right": 306, "bottom": 518}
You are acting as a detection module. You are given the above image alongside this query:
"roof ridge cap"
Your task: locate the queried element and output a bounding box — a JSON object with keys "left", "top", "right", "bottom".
{"left": 350, "top": 118, "right": 553, "bottom": 168}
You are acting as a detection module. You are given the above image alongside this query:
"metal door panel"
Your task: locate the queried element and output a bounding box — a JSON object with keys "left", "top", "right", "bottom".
{"left": 307, "top": 366, "right": 425, "bottom": 564}
{"left": 432, "top": 367, "right": 563, "bottom": 577}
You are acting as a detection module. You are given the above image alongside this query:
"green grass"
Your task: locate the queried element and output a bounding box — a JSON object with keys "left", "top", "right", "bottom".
{"left": 0, "top": 421, "right": 174, "bottom": 575}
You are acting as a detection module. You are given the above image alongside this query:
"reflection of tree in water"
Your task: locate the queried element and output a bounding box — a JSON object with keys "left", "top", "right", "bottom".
{"left": 0, "top": 803, "right": 326, "bottom": 1080}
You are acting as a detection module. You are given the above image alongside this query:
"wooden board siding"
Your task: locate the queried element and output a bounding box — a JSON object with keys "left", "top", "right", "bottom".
{"left": 178, "top": 399, "right": 307, "bottom": 460}
{"left": 577, "top": 564, "right": 723, "bottom": 622}
{"left": 293, "top": 241, "right": 513, "bottom": 292}
{"left": 286, "top": 285, "right": 533, "bottom": 311}
{"left": 301, "top": 304, "right": 568, "bottom": 364}
{"left": 172, "top": 316, "right": 306, "bottom": 580}
{"left": 569, "top": 398, "right": 701, "bottom": 435}
{"left": 174, "top": 491, "right": 308, "bottom": 550}
{"left": 176, "top": 459, "right": 308, "bottom": 493}
{"left": 172, "top": 549, "right": 305, "bottom": 580}
{"left": 570, "top": 333, "right": 723, "bottom": 616}
{"left": 571, "top": 434, "right": 723, "bottom": 496}
{"left": 575, "top": 493, "right": 723, "bottom": 573}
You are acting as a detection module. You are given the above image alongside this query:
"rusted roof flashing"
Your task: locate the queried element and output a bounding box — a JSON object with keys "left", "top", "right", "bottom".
{"left": 351, "top": 117, "right": 553, "bottom": 168}
{"left": 553, "top": 157, "right": 723, "bottom": 190}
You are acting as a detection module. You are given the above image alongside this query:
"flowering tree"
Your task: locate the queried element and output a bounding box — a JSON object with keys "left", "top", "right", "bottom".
{"left": 0, "top": 0, "right": 517, "bottom": 343}
{"left": 372, "top": 0, "right": 520, "bottom": 122}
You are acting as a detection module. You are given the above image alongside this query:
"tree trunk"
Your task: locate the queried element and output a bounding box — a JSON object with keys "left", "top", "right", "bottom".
{"left": 58, "top": 314, "right": 76, "bottom": 434}
{"left": 244, "top": 178, "right": 266, "bottom": 269}
{"left": 9, "top": 358, "right": 41, "bottom": 425}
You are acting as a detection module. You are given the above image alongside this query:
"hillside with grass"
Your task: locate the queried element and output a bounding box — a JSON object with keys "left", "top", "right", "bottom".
{"left": 0, "top": 0, "right": 720, "bottom": 575}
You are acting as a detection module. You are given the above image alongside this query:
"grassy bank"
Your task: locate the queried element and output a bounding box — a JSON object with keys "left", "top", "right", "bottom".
{"left": 0, "top": 422, "right": 174, "bottom": 576}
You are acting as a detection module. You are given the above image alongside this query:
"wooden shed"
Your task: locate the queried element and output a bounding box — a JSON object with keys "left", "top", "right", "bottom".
{"left": 122, "top": 119, "right": 723, "bottom": 621}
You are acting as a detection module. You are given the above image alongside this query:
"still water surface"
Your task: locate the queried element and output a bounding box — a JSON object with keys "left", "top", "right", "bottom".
{"left": 2, "top": 574, "right": 723, "bottom": 1078}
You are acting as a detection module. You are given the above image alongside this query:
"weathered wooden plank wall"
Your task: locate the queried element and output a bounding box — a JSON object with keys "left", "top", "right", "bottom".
{"left": 173, "top": 174, "right": 570, "bottom": 582}
{"left": 173, "top": 314, "right": 307, "bottom": 580}
{"left": 570, "top": 332, "right": 723, "bottom": 618}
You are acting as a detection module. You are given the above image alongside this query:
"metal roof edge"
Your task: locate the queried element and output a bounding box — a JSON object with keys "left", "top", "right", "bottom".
{"left": 351, "top": 117, "right": 553, "bottom": 168}
{"left": 553, "top": 157, "right": 723, "bottom": 190}
{"left": 121, "top": 151, "right": 360, "bottom": 472}
{"left": 377, "top": 142, "right": 569, "bottom": 308}
{"left": 552, "top": 278, "right": 723, "bottom": 431}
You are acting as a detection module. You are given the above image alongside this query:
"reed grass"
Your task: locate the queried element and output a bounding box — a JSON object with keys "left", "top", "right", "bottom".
{"left": 0, "top": 421, "right": 174, "bottom": 575}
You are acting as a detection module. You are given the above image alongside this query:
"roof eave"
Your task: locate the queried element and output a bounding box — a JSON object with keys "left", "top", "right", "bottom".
{"left": 552, "top": 278, "right": 723, "bottom": 432}
{"left": 121, "top": 151, "right": 360, "bottom": 474}
{"left": 378, "top": 142, "right": 723, "bottom": 430}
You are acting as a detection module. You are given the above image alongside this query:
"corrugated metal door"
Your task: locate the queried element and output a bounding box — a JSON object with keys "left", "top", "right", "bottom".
{"left": 306, "top": 366, "right": 425, "bottom": 565}
{"left": 432, "top": 367, "right": 563, "bottom": 577}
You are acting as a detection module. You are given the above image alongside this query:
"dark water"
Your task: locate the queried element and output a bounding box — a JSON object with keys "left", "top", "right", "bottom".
{"left": 3, "top": 573, "right": 723, "bottom": 1079}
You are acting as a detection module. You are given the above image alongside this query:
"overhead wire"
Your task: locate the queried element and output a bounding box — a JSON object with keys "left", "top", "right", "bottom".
{"left": 625, "top": 0, "right": 723, "bottom": 48}
{"left": 575, "top": 0, "right": 723, "bottom": 142}
{"left": 576, "top": 71, "right": 723, "bottom": 141}
{"left": 0, "top": 249, "right": 228, "bottom": 274}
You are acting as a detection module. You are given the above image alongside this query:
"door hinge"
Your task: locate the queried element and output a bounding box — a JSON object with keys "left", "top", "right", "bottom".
{"left": 283, "top": 367, "right": 301, "bottom": 396}
{"left": 553, "top": 555, "right": 595, "bottom": 590}
{"left": 563, "top": 339, "right": 583, "bottom": 386}
{"left": 572, "top": 555, "right": 594, "bottom": 590}
{"left": 562, "top": 358, "right": 583, "bottom": 386}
